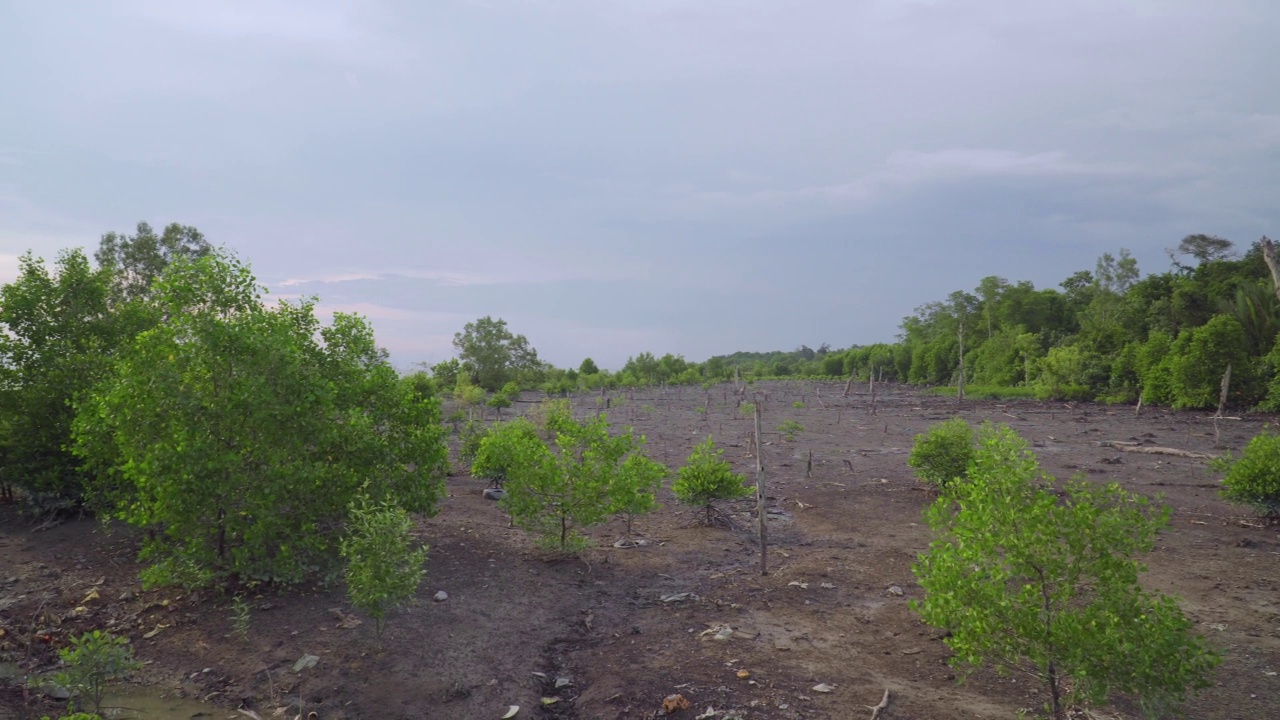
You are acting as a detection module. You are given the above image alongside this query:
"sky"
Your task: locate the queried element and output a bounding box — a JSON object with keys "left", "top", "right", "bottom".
{"left": 2, "top": 0, "right": 1278, "bottom": 370}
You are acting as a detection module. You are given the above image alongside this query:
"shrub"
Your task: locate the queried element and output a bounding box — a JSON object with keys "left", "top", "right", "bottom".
{"left": 1214, "top": 431, "right": 1280, "bottom": 518}
{"left": 469, "top": 419, "right": 538, "bottom": 487}
{"left": 51, "top": 631, "right": 141, "bottom": 715}
{"left": 673, "top": 436, "right": 752, "bottom": 525}
{"left": 913, "top": 424, "right": 1220, "bottom": 720}
{"left": 777, "top": 420, "right": 805, "bottom": 441}
{"left": 607, "top": 451, "right": 667, "bottom": 544}
{"left": 340, "top": 496, "right": 427, "bottom": 642}
{"left": 907, "top": 418, "right": 975, "bottom": 489}
{"left": 476, "top": 413, "right": 662, "bottom": 551}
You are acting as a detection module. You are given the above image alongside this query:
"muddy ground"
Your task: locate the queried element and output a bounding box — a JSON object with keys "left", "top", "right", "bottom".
{"left": 2, "top": 381, "right": 1278, "bottom": 720}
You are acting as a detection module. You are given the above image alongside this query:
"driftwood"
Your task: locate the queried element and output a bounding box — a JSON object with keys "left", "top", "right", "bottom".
{"left": 1098, "top": 441, "right": 1213, "bottom": 459}
{"left": 867, "top": 688, "right": 890, "bottom": 720}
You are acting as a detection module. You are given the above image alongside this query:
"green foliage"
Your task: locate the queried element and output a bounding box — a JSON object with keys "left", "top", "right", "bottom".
{"left": 95, "top": 221, "right": 212, "bottom": 301}
{"left": 430, "top": 357, "right": 462, "bottom": 389}
{"left": 229, "top": 595, "right": 251, "bottom": 641}
{"left": 0, "top": 250, "right": 129, "bottom": 510}
{"left": 907, "top": 419, "right": 975, "bottom": 490}
{"left": 488, "top": 380, "right": 520, "bottom": 416}
{"left": 912, "top": 424, "right": 1220, "bottom": 719}
{"left": 673, "top": 436, "right": 752, "bottom": 525}
{"left": 777, "top": 419, "right": 805, "bottom": 441}
{"left": 41, "top": 714, "right": 100, "bottom": 720}
{"left": 1167, "top": 314, "right": 1251, "bottom": 409}
{"left": 458, "top": 420, "right": 491, "bottom": 467}
{"left": 453, "top": 316, "right": 540, "bottom": 391}
{"left": 469, "top": 419, "right": 540, "bottom": 486}
{"left": 453, "top": 374, "right": 487, "bottom": 414}
{"left": 475, "top": 413, "right": 662, "bottom": 551}
{"left": 607, "top": 447, "right": 667, "bottom": 541}
{"left": 73, "top": 251, "right": 448, "bottom": 588}
{"left": 579, "top": 357, "right": 600, "bottom": 375}
{"left": 1214, "top": 431, "right": 1280, "bottom": 517}
{"left": 340, "top": 496, "right": 427, "bottom": 642}
{"left": 51, "top": 631, "right": 141, "bottom": 715}
{"left": 1034, "top": 345, "right": 1102, "bottom": 401}
{"left": 927, "top": 385, "right": 1037, "bottom": 400}
{"left": 738, "top": 402, "right": 755, "bottom": 417}
{"left": 792, "top": 401, "right": 805, "bottom": 409}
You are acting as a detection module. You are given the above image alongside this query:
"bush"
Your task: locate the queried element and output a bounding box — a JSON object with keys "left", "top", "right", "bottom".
{"left": 475, "top": 413, "right": 662, "bottom": 551}
{"left": 777, "top": 420, "right": 805, "bottom": 441}
{"left": 51, "top": 631, "right": 141, "bottom": 715}
{"left": 340, "top": 496, "right": 427, "bottom": 642}
{"left": 907, "top": 418, "right": 975, "bottom": 489}
{"left": 673, "top": 436, "right": 752, "bottom": 525}
{"left": 913, "top": 424, "right": 1220, "bottom": 719}
{"left": 1167, "top": 315, "right": 1251, "bottom": 409}
{"left": 1214, "top": 431, "right": 1280, "bottom": 518}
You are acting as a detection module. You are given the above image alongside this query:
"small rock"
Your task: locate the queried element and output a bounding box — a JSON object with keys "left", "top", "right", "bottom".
{"left": 554, "top": 677, "right": 572, "bottom": 689}
{"left": 482, "top": 488, "right": 506, "bottom": 501}
{"left": 820, "top": 582, "right": 836, "bottom": 589}
{"left": 433, "top": 591, "right": 449, "bottom": 602}
{"left": 39, "top": 681, "right": 71, "bottom": 700}
{"left": 119, "top": 590, "right": 136, "bottom": 602}
{"left": 812, "top": 683, "right": 834, "bottom": 693}
{"left": 292, "top": 654, "right": 320, "bottom": 673}
{"left": 886, "top": 586, "right": 904, "bottom": 597}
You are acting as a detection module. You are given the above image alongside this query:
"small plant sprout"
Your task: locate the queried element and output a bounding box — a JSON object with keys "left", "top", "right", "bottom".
{"left": 51, "top": 630, "right": 142, "bottom": 715}
{"left": 673, "top": 436, "right": 752, "bottom": 526}
{"left": 341, "top": 495, "right": 428, "bottom": 644}
{"left": 777, "top": 420, "right": 805, "bottom": 441}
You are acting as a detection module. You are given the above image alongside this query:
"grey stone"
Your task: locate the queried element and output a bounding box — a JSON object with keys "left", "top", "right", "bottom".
{"left": 433, "top": 590, "right": 449, "bottom": 602}
{"left": 292, "top": 654, "right": 320, "bottom": 673}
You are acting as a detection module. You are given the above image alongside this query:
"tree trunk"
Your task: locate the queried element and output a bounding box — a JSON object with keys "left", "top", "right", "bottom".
{"left": 1216, "top": 363, "right": 1232, "bottom": 418}
{"left": 956, "top": 322, "right": 966, "bottom": 402}
{"left": 1261, "top": 236, "right": 1280, "bottom": 302}
{"left": 753, "top": 400, "right": 768, "bottom": 575}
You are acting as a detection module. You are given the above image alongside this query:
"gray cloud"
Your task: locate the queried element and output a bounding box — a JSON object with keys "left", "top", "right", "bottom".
{"left": 2, "top": 0, "right": 1277, "bottom": 369}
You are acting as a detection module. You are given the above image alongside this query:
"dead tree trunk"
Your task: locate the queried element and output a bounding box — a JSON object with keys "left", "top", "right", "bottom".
{"left": 843, "top": 364, "right": 857, "bottom": 398}
{"left": 1216, "top": 364, "right": 1232, "bottom": 418}
{"left": 753, "top": 399, "right": 768, "bottom": 576}
{"left": 956, "top": 321, "right": 967, "bottom": 402}
{"left": 1261, "top": 236, "right": 1280, "bottom": 302}
{"left": 869, "top": 369, "right": 877, "bottom": 415}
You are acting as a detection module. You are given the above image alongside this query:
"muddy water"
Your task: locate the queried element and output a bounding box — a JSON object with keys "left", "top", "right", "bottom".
{"left": 99, "top": 689, "right": 231, "bottom": 719}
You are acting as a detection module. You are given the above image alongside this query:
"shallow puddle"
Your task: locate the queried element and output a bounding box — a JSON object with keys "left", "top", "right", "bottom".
{"left": 97, "top": 689, "right": 232, "bottom": 719}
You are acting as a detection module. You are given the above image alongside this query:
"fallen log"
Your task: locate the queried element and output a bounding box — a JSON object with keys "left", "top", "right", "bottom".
{"left": 1098, "top": 441, "right": 1213, "bottom": 459}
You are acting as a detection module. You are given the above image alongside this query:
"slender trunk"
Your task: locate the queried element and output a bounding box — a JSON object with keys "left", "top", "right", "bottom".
{"left": 754, "top": 400, "right": 768, "bottom": 575}
{"left": 1261, "top": 236, "right": 1280, "bottom": 303}
{"left": 1047, "top": 658, "right": 1063, "bottom": 720}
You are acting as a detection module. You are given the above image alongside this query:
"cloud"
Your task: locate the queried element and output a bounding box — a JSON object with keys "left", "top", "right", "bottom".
{"left": 672, "top": 147, "right": 1145, "bottom": 213}
{"left": 0, "top": 254, "right": 21, "bottom": 284}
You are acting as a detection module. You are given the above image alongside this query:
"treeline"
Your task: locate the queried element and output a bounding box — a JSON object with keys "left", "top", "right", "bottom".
{"left": 451, "top": 233, "right": 1278, "bottom": 414}
{"left": 894, "top": 235, "right": 1280, "bottom": 409}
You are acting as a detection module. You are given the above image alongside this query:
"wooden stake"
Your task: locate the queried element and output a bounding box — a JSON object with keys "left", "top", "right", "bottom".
{"left": 843, "top": 364, "right": 857, "bottom": 397}
{"left": 1215, "top": 364, "right": 1232, "bottom": 418}
{"left": 805, "top": 449, "right": 813, "bottom": 478}
{"left": 754, "top": 399, "right": 768, "bottom": 576}
{"left": 869, "top": 369, "right": 877, "bottom": 416}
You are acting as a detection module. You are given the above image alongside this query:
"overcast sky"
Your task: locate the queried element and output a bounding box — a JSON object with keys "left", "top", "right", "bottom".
{"left": 2, "top": 1, "right": 1277, "bottom": 369}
